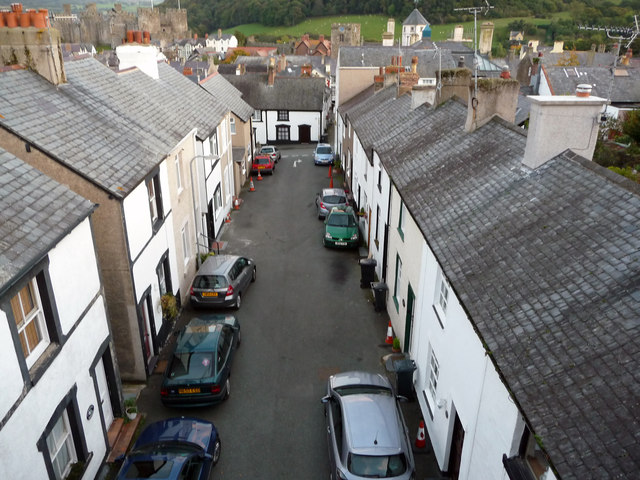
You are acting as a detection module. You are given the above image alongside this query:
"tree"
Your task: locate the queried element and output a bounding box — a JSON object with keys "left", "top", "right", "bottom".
{"left": 234, "top": 30, "right": 247, "bottom": 46}
{"left": 622, "top": 109, "right": 640, "bottom": 144}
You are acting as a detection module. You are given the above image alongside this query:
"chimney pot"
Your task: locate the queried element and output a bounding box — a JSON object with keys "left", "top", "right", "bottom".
{"left": 576, "top": 84, "right": 592, "bottom": 97}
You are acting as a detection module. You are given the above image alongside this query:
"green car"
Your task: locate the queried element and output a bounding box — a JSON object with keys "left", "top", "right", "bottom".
{"left": 323, "top": 206, "right": 359, "bottom": 248}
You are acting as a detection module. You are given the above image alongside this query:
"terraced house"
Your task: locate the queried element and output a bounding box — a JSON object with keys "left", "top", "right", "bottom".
{"left": 0, "top": 19, "right": 234, "bottom": 387}
{"left": 337, "top": 62, "right": 640, "bottom": 478}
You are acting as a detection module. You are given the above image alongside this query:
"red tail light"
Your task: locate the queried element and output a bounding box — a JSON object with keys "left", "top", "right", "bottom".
{"left": 160, "top": 387, "right": 168, "bottom": 397}
{"left": 320, "top": 202, "right": 326, "bottom": 210}
{"left": 210, "top": 385, "right": 221, "bottom": 394}
{"left": 226, "top": 285, "right": 234, "bottom": 297}
{"left": 190, "top": 286, "right": 194, "bottom": 295}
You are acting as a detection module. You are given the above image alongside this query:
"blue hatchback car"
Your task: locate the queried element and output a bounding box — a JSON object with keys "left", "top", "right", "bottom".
{"left": 314, "top": 143, "right": 335, "bottom": 165}
{"left": 115, "top": 417, "right": 221, "bottom": 480}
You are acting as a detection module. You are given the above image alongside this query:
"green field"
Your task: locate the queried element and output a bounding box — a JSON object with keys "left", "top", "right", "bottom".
{"left": 224, "top": 13, "right": 572, "bottom": 44}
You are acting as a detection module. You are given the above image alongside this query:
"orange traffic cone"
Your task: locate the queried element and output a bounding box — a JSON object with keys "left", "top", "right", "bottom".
{"left": 385, "top": 321, "right": 393, "bottom": 344}
{"left": 415, "top": 420, "right": 426, "bottom": 449}
{"left": 224, "top": 212, "right": 231, "bottom": 223}
{"left": 249, "top": 177, "right": 255, "bottom": 192}
{"left": 257, "top": 170, "right": 263, "bottom": 181}
{"left": 329, "top": 176, "right": 333, "bottom": 188}
{"left": 234, "top": 198, "right": 240, "bottom": 210}
{"left": 328, "top": 165, "right": 332, "bottom": 178}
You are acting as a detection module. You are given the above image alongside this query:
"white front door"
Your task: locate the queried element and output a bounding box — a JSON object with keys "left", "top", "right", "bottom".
{"left": 96, "top": 358, "right": 114, "bottom": 427}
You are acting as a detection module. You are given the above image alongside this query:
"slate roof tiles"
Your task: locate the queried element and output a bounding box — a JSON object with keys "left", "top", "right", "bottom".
{"left": 0, "top": 148, "right": 95, "bottom": 291}
{"left": 346, "top": 86, "right": 640, "bottom": 477}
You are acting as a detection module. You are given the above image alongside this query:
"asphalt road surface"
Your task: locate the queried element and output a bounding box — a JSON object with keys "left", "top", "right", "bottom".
{"left": 136, "top": 144, "right": 396, "bottom": 479}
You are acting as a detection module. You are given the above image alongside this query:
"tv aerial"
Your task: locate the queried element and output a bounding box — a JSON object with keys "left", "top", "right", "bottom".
{"left": 454, "top": 1, "right": 494, "bottom": 95}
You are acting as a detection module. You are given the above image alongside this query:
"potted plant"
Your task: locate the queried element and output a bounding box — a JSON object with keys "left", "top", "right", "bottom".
{"left": 161, "top": 293, "right": 178, "bottom": 323}
{"left": 392, "top": 337, "right": 401, "bottom": 353}
{"left": 357, "top": 207, "right": 366, "bottom": 218}
{"left": 124, "top": 397, "right": 138, "bottom": 421}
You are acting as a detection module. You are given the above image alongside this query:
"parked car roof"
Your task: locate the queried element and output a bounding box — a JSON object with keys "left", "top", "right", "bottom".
{"left": 197, "top": 255, "right": 240, "bottom": 276}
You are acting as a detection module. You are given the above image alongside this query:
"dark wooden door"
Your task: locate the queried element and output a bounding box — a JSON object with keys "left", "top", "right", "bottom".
{"left": 299, "top": 124, "right": 311, "bottom": 143}
{"left": 448, "top": 411, "right": 465, "bottom": 479}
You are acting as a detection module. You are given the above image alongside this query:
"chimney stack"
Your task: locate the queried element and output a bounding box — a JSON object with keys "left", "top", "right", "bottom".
{"left": 523, "top": 85, "right": 606, "bottom": 169}
{"left": 268, "top": 56, "right": 276, "bottom": 86}
{"left": 218, "top": 28, "right": 222, "bottom": 39}
{"left": 116, "top": 43, "right": 161, "bottom": 79}
{"left": 0, "top": 5, "right": 65, "bottom": 85}
{"left": 465, "top": 77, "right": 520, "bottom": 132}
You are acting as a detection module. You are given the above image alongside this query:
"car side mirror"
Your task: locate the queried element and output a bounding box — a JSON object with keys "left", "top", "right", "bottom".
{"left": 396, "top": 395, "right": 409, "bottom": 403}
{"left": 321, "top": 395, "right": 331, "bottom": 404}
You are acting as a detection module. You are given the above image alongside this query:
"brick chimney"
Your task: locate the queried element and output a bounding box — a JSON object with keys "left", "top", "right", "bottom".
{"left": 279, "top": 53, "right": 286, "bottom": 72}
{"left": 218, "top": 29, "right": 222, "bottom": 39}
{"left": 301, "top": 63, "right": 312, "bottom": 77}
{"left": 436, "top": 68, "right": 472, "bottom": 106}
{"left": 319, "top": 34, "right": 324, "bottom": 42}
{"left": 398, "top": 56, "right": 419, "bottom": 96}
{"left": 268, "top": 56, "right": 276, "bottom": 86}
{"left": 523, "top": 85, "right": 606, "bottom": 169}
{"left": 465, "top": 77, "right": 520, "bottom": 132}
{"left": 0, "top": 5, "right": 66, "bottom": 86}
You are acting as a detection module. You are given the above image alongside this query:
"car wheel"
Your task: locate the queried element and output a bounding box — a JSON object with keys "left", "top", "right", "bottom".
{"left": 234, "top": 293, "right": 241, "bottom": 310}
{"left": 223, "top": 378, "right": 230, "bottom": 400}
{"left": 212, "top": 438, "right": 221, "bottom": 465}
{"left": 251, "top": 266, "right": 257, "bottom": 282}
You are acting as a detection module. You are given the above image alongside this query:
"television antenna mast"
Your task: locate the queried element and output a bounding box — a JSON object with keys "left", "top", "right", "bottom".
{"left": 578, "top": 15, "right": 640, "bottom": 114}
{"left": 454, "top": 1, "right": 494, "bottom": 96}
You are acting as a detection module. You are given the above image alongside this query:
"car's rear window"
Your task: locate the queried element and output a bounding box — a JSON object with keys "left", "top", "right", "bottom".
{"left": 261, "top": 147, "right": 274, "bottom": 153}
{"left": 124, "top": 460, "right": 174, "bottom": 478}
{"left": 168, "top": 352, "right": 215, "bottom": 379}
{"left": 324, "top": 195, "right": 346, "bottom": 204}
{"left": 317, "top": 146, "right": 333, "bottom": 154}
{"left": 327, "top": 213, "right": 356, "bottom": 227}
{"left": 334, "top": 385, "right": 392, "bottom": 396}
{"left": 255, "top": 157, "right": 270, "bottom": 165}
{"left": 348, "top": 453, "right": 407, "bottom": 477}
{"left": 193, "top": 275, "right": 227, "bottom": 289}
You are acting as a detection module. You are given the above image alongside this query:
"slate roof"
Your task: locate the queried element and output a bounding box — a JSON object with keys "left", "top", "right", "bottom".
{"left": 345, "top": 88, "right": 640, "bottom": 477}
{"left": 0, "top": 57, "right": 228, "bottom": 197}
{"left": 222, "top": 74, "right": 326, "bottom": 111}
{"left": 200, "top": 72, "right": 254, "bottom": 122}
{"left": 543, "top": 65, "right": 640, "bottom": 103}
{"left": 339, "top": 46, "right": 456, "bottom": 78}
{"left": 403, "top": 8, "right": 429, "bottom": 26}
{"left": 0, "top": 148, "right": 95, "bottom": 293}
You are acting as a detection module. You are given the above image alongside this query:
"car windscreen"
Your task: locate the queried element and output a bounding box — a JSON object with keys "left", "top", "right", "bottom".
{"left": 317, "top": 146, "right": 333, "bottom": 154}
{"left": 327, "top": 213, "right": 356, "bottom": 227}
{"left": 168, "top": 352, "right": 215, "bottom": 380}
{"left": 348, "top": 453, "right": 407, "bottom": 477}
{"left": 261, "top": 147, "right": 274, "bottom": 153}
{"left": 123, "top": 459, "right": 175, "bottom": 478}
{"left": 193, "top": 275, "right": 227, "bottom": 289}
{"left": 324, "top": 195, "right": 346, "bottom": 204}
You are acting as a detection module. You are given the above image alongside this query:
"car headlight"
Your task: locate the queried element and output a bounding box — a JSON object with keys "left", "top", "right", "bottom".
{"left": 325, "top": 232, "right": 332, "bottom": 239}
{"left": 351, "top": 232, "right": 358, "bottom": 240}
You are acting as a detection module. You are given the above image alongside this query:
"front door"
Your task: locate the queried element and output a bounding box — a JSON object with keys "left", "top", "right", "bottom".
{"left": 299, "top": 124, "right": 311, "bottom": 143}
{"left": 95, "top": 357, "right": 114, "bottom": 427}
{"left": 404, "top": 284, "right": 415, "bottom": 352}
{"left": 448, "top": 411, "right": 465, "bottom": 479}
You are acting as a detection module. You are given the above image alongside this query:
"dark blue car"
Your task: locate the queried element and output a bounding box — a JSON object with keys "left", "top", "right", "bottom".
{"left": 115, "top": 417, "right": 221, "bottom": 479}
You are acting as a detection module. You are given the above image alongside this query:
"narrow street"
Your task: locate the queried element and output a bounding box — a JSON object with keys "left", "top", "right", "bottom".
{"left": 134, "top": 144, "right": 440, "bottom": 478}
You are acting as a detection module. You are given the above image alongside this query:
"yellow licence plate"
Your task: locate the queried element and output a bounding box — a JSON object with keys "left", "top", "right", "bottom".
{"left": 202, "top": 292, "right": 218, "bottom": 297}
{"left": 179, "top": 388, "right": 200, "bottom": 394}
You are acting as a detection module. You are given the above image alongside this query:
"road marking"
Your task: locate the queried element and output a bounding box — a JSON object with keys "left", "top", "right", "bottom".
{"left": 293, "top": 159, "right": 302, "bottom": 167}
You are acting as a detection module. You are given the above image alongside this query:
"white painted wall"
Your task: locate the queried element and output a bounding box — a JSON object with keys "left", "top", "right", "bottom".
{"left": 368, "top": 151, "right": 391, "bottom": 281}
{"left": 264, "top": 110, "right": 321, "bottom": 142}
{"left": 386, "top": 187, "right": 425, "bottom": 348}
{"left": 48, "top": 219, "right": 101, "bottom": 333}
{"left": 0, "top": 216, "right": 110, "bottom": 480}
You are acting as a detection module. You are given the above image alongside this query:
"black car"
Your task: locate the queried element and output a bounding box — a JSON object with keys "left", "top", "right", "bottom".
{"left": 161, "top": 314, "right": 241, "bottom": 407}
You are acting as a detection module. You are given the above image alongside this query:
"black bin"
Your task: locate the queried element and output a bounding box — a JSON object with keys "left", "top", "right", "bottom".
{"left": 371, "top": 282, "right": 388, "bottom": 311}
{"left": 359, "top": 258, "right": 377, "bottom": 288}
{"left": 394, "top": 358, "right": 416, "bottom": 398}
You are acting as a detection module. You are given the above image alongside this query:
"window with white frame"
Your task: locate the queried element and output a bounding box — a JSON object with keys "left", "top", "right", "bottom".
{"left": 175, "top": 154, "right": 182, "bottom": 192}
{"left": 393, "top": 254, "right": 402, "bottom": 311}
{"left": 181, "top": 222, "right": 190, "bottom": 265}
{"left": 398, "top": 200, "right": 405, "bottom": 240}
{"left": 211, "top": 133, "right": 219, "bottom": 156}
{"left": 230, "top": 117, "right": 236, "bottom": 134}
{"left": 428, "top": 348, "right": 439, "bottom": 401}
{"left": 11, "top": 278, "right": 50, "bottom": 368}
{"left": 214, "top": 184, "right": 222, "bottom": 215}
{"left": 278, "top": 110, "right": 289, "bottom": 121}
{"left": 46, "top": 410, "right": 77, "bottom": 480}
{"left": 434, "top": 268, "right": 451, "bottom": 328}
{"left": 146, "top": 174, "right": 163, "bottom": 228}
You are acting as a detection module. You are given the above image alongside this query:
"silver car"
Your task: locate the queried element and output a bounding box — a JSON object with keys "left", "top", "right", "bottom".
{"left": 315, "top": 188, "right": 348, "bottom": 219}
{"left": 321, "top": 371, "right": 415, "bottom": 480}
{"left": 190, "top": 255, "right": 256, "bottom": 309}
{"left": 259, "top": 145, "right": 281, "bottom": 163}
